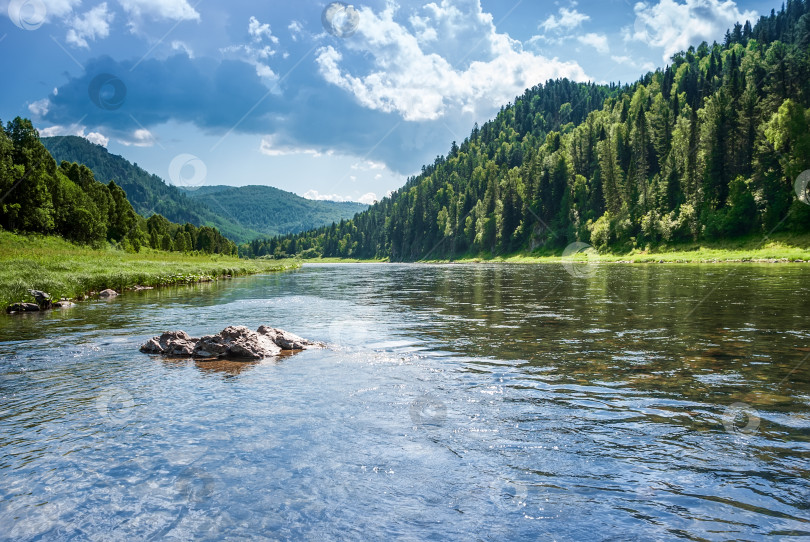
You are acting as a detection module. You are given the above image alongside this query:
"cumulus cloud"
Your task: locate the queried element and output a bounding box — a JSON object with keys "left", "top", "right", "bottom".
{"left": 171, "top": 40, "right": 194, "bottom": 58}
{"left": 577, "top": 32, "right": 609, "bottom": 54}
{"left": 540, "top": 6, "right": 589, "bottom": 33}
{"left": 625, "top": 0, "right": 757, "bottom": 62}
{"left": 315, "top": 1, "right": 588, "bottom": 121}
{"left": 303, "top": 190, "right": 377, "bottom": 204}
{"left": 66, "top": 3, "right": 113, "bottom": 48}
{"left": 38, "top": 124, "right": 109, "bottom": 147}
{"left": 221, "top": 16, "right": 279, "bottom": 84}
{"left": 118, "top": 0, "right": 199, "bottom": 22}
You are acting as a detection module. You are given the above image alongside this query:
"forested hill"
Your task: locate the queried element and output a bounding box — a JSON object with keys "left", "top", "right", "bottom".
{"left": 262, "top": 1, "right": 810, "bottom": 261}
{"left": 181, "top": 185, "right": 367, "bottom": 238}
{"left": 42, "top": 137, "right": 367, "bottom": 243}
{"left": 0, "top": 118, "right": 237, "bottom": 254}
{"left": 42, "top": 136, "right": 263, "bottom": 243}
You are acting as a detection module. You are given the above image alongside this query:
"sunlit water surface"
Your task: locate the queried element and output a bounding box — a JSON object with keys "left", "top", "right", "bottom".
{"left": 1, "top": 263, "right": 809, "bottom": 540}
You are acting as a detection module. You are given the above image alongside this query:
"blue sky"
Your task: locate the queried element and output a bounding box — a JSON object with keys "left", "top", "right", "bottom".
{"left": 0, "top": 0, "right": 775, "bottom": 203}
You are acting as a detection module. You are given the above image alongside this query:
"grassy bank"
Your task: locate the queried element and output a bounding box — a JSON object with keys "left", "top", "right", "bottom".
{"left": 0, "top": 231, "right": 299, "bottom": 308}
{"left": 427, "top": 232, "right": 810, "bottom": 264}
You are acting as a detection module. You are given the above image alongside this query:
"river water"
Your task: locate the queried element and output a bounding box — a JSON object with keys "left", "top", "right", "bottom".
{"left": 1, "top": 263, "right": 809, "bottom": 540}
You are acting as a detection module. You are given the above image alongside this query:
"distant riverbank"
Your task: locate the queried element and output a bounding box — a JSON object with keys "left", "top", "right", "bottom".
{"left": 295, "top": 232, "right": 810, "bottom": 265}
{"left": 0, "top": 231, "right": 299, "bottom": 309}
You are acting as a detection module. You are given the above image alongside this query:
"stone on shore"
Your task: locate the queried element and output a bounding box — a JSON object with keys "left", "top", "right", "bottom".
{"left": 6, "top": 302, "right": 40, "bottom": 313}
{"left": 98, "top": 289, "right": 119, "bottom": 298}
{"left": 140, "top": 326, "right": 322, "bottom": 360}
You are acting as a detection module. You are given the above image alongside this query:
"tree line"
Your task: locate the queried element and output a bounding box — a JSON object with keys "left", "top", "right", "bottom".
{"left": 255, "top": 1, "right": 810, "bottom": 260}
{"left": 0, "top": 118, "right": 237, "bottom": 255}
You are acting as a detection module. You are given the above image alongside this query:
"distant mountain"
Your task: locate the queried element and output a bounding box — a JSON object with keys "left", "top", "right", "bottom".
{"left": 41, "top": 136, "right": 367, "bottom": 243}
{"left": 180, "top": 185, "right": 368, "bottom": 238}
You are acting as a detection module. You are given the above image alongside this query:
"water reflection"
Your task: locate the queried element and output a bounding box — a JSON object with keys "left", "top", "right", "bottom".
{"left": 1, "top": 263, "right": 809, "bottom": 540}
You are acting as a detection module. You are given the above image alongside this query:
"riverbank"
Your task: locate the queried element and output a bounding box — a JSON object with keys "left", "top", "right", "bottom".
{"left": 0, "top": 231, "right": 299, "bottom": 309}
{"left": 443, "top": 232, "right": 810, "bottom": 264}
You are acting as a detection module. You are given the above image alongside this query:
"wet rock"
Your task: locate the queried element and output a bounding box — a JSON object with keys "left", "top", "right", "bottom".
{"left": 257, "top": 326, "right": 322, "bottom": 350}
{"left": 98, "top": 289, "right": 119, "bottom": 298}
{"left": 28, "top": 290, "right": 53, "bottom": 309}
{"left": 193, "top": 326, "right": 281, "bottom": 359}
{"left": 140, "top": 330, "right": 198, "bottom": 356}
{"left": 6, "top": 302, "right": 40, "bottom": 313}
{"left": 54, "top": 301, "right": 76, "bottom": 308}
{"left": 140, "top": 326, "right": 322, "bottom": 360}
{"left": 132, "top": 285, "right": 153, "bottom": 291}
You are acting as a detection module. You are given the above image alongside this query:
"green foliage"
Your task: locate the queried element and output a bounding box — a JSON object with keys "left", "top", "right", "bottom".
{"left": 263, "top": 2, "right": 810, "bottom": 260}
{"left": 40, "top": 137, "right": 368, "bottom": 243}
{"left": 0, "top": 120, "right": 237, "bottom": 256}
{"left": 0, "top": 230, "right": 297, "bottom": 308}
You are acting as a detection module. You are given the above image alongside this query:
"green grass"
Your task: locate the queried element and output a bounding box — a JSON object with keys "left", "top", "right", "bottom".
{"left": 0, "top": 231, "right": 299, "bottom": 308}
{"left": 426, "top": 232, "right": 810, "bottom": 264}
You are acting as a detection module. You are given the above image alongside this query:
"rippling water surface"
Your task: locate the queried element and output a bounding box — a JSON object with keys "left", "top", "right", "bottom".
{"left": 1, "top": 263, "right": 809, "bottom": 540}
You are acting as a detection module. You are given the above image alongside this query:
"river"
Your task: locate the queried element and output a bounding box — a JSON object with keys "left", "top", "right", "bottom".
{"left": 1, "top": 263, "right": 809, "bottom": 540}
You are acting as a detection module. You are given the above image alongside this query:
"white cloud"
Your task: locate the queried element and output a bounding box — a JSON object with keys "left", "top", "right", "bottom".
{"left": 221, "top": 16, "right": 279, "bottom": 84}
{"left": 315, "top": 1, "right": 588, "bottom": 122}
{"left": 259, "top": 135, "right": 323, "bottom": 157}
{"left": 28, "top": 98, "right": 50, "bottom": 116}
{"left": 577, "top": 32, "right": 608, "bottom": 54}
{"left": 37, "top": 124, "right": 108, "bottom": 147}
{"left": 288, "top": 20, "right": 303, "bottom": 40}
{"left": 303, "top": 190, "right": 377, "bottom": 204}
{"left": 85, "top": 131, "right": 109, "bottom": 146}
{"left": 626, "top": 0, "right": 757, "bottom": 62}
{"left": 351, "top": 160, "right": 386, "bottom": 171}
{"left": 65, "top": 3, "right": 113, "bottom": 48}
{"left": 540, "top": 7, "right": 589, "bottom": 33}
{"left": 118, "top": 128, "right": 155, "bottom": 147}
{"left": 248, "top": 15, "right": 278, "bottom": 44}
{"left": 611, "top": 55, "right": 656, "bottom": 73}
{"left": 118, "top": 0, "right": 199, "bottom": 22}
{"left": 171, "top": 40, "right": 194, "bottom": 58}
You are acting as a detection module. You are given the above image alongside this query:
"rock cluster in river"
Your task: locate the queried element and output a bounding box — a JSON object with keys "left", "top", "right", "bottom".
{"left": 140, "top": 325, "right": 323, "bottom": 360}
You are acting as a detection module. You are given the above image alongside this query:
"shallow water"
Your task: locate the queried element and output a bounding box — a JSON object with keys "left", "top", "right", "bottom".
{"left": 1, "top": 263, "right": 809, "bottom": 540}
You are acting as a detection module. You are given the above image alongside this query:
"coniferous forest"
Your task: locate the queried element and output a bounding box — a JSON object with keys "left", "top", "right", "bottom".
{"left": 252, "top": 2, "right": 810, "bottom": 260}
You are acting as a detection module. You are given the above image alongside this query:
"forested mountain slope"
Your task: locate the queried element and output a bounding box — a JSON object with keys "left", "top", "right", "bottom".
{"left": 181, "top": 185, "right": 367, "bottom": 238}
{"left": 261, "top": 1, "right": 810, "bottom": 260}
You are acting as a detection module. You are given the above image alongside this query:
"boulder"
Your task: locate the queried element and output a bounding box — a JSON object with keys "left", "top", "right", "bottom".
{"left": 140, "top": 330, "right": 198, "bottom": 356}
{"left": 257, "top": 326, "right": 321, "bottom": 350}
{"left": 98, "top": 289, "right": 119, "bottom": 298}
{"left": 140, "top": 326, "right": 322, "bottom": 360}
{"left": 54, "top": 301, "right": 75, "bottom": 308}
{"left": 6, "top": 302, "right": 40, "bottom": 313}
{"left": 28, "top": 290, "right": 53, "bottom": 309}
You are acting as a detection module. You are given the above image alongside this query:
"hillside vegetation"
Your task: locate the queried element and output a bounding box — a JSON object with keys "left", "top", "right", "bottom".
{"left": 182, "top": 184, "right": 367, "bottom": 238}
{"left": 263, "top": 2, "right": 810, "bottom": 261}
{"left": 43, "top": 136, "right": 368, "bottom": 243}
